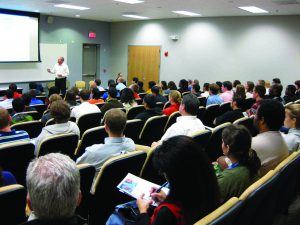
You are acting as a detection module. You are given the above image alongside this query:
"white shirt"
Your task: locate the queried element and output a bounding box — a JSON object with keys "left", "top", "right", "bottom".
{"left": 201, "top": 91, "right": 209, "bottom": 98}
{"left": 97, "top": 85, "right": 105, "bottom": 91}
{"left": 0, "top": 99, "right": 13, "bottom": 109}
{"left": 70, "top": 102, "right": 101, "bottom": 120}
{"left": 246, "top": 92, "right": 253, "bottom": 99}
{"left": 49, "top": 62, "right": 69, "bottom": 79}
{"left": 161, "top": 116, "right": 205, "bottom": 142}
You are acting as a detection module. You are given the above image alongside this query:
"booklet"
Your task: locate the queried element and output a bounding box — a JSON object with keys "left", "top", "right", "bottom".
{"left": 117, "top": 173, "right": 169, "bottom": 204}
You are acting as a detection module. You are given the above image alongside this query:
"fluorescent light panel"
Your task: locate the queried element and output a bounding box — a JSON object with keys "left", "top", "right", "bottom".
{"left": 123, "top": 14, "right": 149, "bottom": 19}
{"left": 238, "top": 6, "right": 268, "bottom": 13}
{"left": 54, "top": 4, "right": 90, "bottom": 10}
{"left": 114, "top": 0, "right": 144, "bottom": 4}
{"left": 172, "top": 11, "right": 201, "bottom": 16}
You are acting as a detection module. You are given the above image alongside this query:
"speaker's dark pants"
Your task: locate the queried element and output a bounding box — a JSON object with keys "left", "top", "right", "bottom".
{"left": 55, "top": 77, "right": 66, "bottom": 95}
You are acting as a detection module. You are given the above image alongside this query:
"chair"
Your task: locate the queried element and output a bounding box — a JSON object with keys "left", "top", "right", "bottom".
{"left": 36, "top": 133, "right": 79, "bottom": 158}
{"left": 197, "top": 96, "right": 207, "bottom": 107}
{"left": 11, "top": 120, "right": 43, "bottom": 139}
{"left": 218, "top": 101, "right": 232, "bottom": 116}
{"left": 163, "top": 111, "right": 181, "bottom": 132}
{"left": 95, "top": 102, "right": 105, "bottom": 110}
{"left": 0, "top": 142, "right": 35, "bottom": 186}
{"left": 233, "top": 116, "right": 254, "bottom": 135}
{"left": 0, "top": 184, "right": 27, "bottom": 225}
{"left": 156, "top": 102, "right": 165, "bottom": 110}
{"left": 202, "top": 104, "right": 220, "bottom": 127}
{"left": 31, "top": 103, "right": 47, "bottom": 116}
{"left": 45, "top": 118, "right": 55, "bottom": 126}
{"left": 124, "top": 119, "right": 144, "bottom": 143}
{"left": 35, "top": 96, "right": 47, "bottom": 104}
{"left": 89, "top": 151, "right": 147, "bottom": 225}
{"left": 89, "top": 80, "right": 95, "bottom": 87}
{"left": 197, "top": 106, "right": 206, "bottom": 120}
{"left": 13, "top": 111, "right": 41, "bottom": 120}
{"left": 136, "top": 98, "right": 143, "bottom": 105}
{"left": 77, "top": 112, "right": 102, "bottom": 139}
{"left": 76, "top": 164, "right": 96, "bottom": 220}
{"left": 74, "top": 126, "right": 107, "bottom": 159}
{"left": 182, "top": 91, "right": 190, "bottom": 96}
{"left": 138, "top": 115, "right": 168, "bottom": 146}
{"left": 194, "top": 197, "right": 243, "bottom": 225}
{"left": 295, "top": 99, "right": 300, "bottom": 104}
{"left": 75, "top": 80, "right": 86, "bottom": 89}
{"left": 205, "top": 122, "right": 231, "bottom": 162}
{"left": 163, "top": 101, "right": 171, "bottom": 110}
{"left": 126, "top": 105, "right": 145, "bottom": 120}
{"left": 191, "top": 129, "right": 212, "bottom": 149}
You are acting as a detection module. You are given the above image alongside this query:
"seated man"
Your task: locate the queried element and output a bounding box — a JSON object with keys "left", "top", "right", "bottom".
{"left": 29, "top": 82, "right": 42, "bottom": 96}
{"left": 135, "top": 94, "right": 162, "bottom": 122}
{"left": 3, "top": 83, "right": 22, "bottom": 100}
{"left": 220, "top": 81, "right": 234, "bottom": 102}
{"left": 11, "top": 98, "right": 33, "bottom": 124}
{"left": 28, "top": 90, "right": 43, "bottom": 106}
{"left": 0, "top": 89, "right": 14, "bottom": 109}
{"left": 247, "top": 84, "right": 265, "bottom": 116}
{"left": 151, "top": 85, "right": 167, "bottom": 104}
{"left": 21, "top": 93, "right": 36, "bottom": 112}
{"left": 0, "top": 107, "right": 30, "bottom": 145}
{"left": 100, "top": 87, "right": 123, "bottom": 116}
{"left": 24, "top": 153, "right": 85, "bottom": 225}
{"left": 76, "top": 108, "right": 135, "bottom": 178}
{"left": 206, "top": 83, "right": 223, "bottom": 106}
{"left": 252, "top": 99, "right": 289, "bottom": 175}
{"left": 34, "top": 100, "right": 80, "bottom": 156}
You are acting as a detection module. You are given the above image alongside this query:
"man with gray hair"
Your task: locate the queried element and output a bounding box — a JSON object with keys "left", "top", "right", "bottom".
{"left": 24, "top": 153, "right": 85, "bottom": 225}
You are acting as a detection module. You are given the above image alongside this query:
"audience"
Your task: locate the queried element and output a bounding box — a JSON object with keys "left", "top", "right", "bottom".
{"left": 247, "top": 84, "right": 265, "bottom": 116}
{"left": 191, "top": 83, "right": 201, "bottom": 97}
{"left": 206, "top": 83, "right": 223, "bottom": 105}
{"left": 28, "top": 90, "right": 43, "bottom": 106}
{"left": 116, "top": 77, "right": 126, "bottom": 92}
{"left": 220, "top": 81, "right": 234, "bottom": 102}
{"left": 151, "top": 85, "right": 167, "bottom": 104}
{"left": 0, "top": 89, "right": 14, "bottom": 109}
{"left": 245, "top": 81, "right": 255, "bottom": 99}
{"left": 21, "top": 93, "right": 36, "bottom": 112}
{"left": 120, "top": 88, "right": 138, "bottom": 109}
{"left": 11, "top": 98, "right": 33, "bottom": 124}
{"left": 130, "top": 84, "right": 141, "bottom": 100}
{"left": 167, "top": 81, "right": 178, "bottom": 94}
{"left": 295, "top": 80, "right": 300, "bottom": 98}
{"left": 65, "top": 90, "right": 79, "bottom": 109}
{"left": 94, "top": 79, "right": 105, "bottom": 91}
{"left": 101, "top": 87, "right": 123, "bottom": 116}
{"left": 88, "top": 88, "right": 104, "bottom": 104}
{"left": 45, "top": 86, "right": 60, "bottom": 106}
{"left": 29, "top": 82, "right": 42, "bottom": 96}
{"left": 283, "top": 85, "right": 297, "bottom": 105}
{"left": 232, "top": 80, "right": 241, "bottom": 92}
{"left": 41, "top": 94, "right": 62, "bottom": 126}
{"left": 135, "top": 94, "right": 162, "bottom": 122}
{"left": 178, "top": 79, "right": 189, "bottom": 93}
{"left": 146, "top": 81, "right": 156, "bottom": 94}
{"left": 129, "top": 77, "right": 139, "bottom": 89}
{"left": 235, "top": 84, "right": 246, "bottom": 100}
{"left": 272, "top": 78, "right": 281, "bottom": 85}
{"left": 3, "top": 83, "right": 22, "bottom": 100}
{"left": 137, "top": 81, "right": 145, "bottom": 93}
{"left": 160, "top": 80, "right": 168, "bottom": 94}
{"left": 201, "top": 83, "right": 210, "bottom": 98}
{"left": 251, "top": 99, "right": 289, "bottom": 175}
{"left": 162, "top": 90, "right": 181, "bottom": 116}
{"left": 269, "top": 84, "right": 283, "bottom": 103}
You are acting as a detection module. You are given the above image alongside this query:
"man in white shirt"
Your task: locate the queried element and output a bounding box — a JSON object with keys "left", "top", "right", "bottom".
{"left": 116, "top": 77, "right": 126, "bottom": 91}
{"left": 0, "top": 89, "right": 13, "bottom": 109}
{"left": 47, "top": 56, "right": 69, "bottom": 95}
{"left": 152, "top": 94, "right": 205, "bottom": 147}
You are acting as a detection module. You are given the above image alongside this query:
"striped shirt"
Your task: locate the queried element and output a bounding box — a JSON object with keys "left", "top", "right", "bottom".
{"left": 0, "top": 130, "right": 30, "bottom": 145}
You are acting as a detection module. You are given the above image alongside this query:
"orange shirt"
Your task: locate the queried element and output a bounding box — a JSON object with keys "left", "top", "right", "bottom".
{"left": 88, "top": 99, "right": 104, "bottom": 104}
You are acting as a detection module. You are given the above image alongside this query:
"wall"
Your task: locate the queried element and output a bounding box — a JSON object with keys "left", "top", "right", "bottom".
{"left": 111, "top": 16, "right": 300, "bottom": 89}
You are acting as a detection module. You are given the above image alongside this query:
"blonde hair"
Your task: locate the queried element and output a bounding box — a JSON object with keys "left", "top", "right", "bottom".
{"left": 285, "top": 104, "right": 300, "bottom": 128}
{"left": 265, "top": 80, "right": 270, "bottom": 88}
{"left": 169, "top": 90, "right": 182, "bottom": 104}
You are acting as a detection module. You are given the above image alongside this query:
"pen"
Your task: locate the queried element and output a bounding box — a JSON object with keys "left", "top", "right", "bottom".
{"left": 149, "top": 182, "right": 168, "bottom": 197}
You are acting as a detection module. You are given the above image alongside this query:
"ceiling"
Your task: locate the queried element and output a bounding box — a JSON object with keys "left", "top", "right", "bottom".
{"left": 1, "top": 0, "right": 300, "bottom": 22}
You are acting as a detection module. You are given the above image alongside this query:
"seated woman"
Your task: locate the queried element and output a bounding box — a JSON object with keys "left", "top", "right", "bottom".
{"left": 282, "top": 104, "right": 300, "bottom": 152}
{"left": 64, "top": 90, "right": 79, "bottom": 109}
{"left": 41, "top": 94, "right": 62, "bottom": 126}
{"left": 217, "top": 124, "right": 261, "bottom": 203}
{"left": 120, "top": 88, "right": 138, "bottom": 109}
{"left": 162, "top": 90, "right": 181, "bottom": 116}
{"left": 136, "top": 135, "right": 220, "bottom": 225}
{"left": 131, "top": 84, "right": 141, "bottom": 100}
{"left": 0, "top": 166, "right": 17, "bottom": 187}
{"left": 88, "top": 88, "right": 104, "bottom": 104}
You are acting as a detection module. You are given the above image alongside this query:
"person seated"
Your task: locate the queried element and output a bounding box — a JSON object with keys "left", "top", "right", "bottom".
{"left": 70, "top": 89, "right": 100, "bottom": 121}
{"left": 160, "top": 80, "right": 168, "bottom": 95}
{"left": 129, "top": 77, "right": 139, "bottom": 89}
{"left": 100, "top": 87, "right": 123, "bottom": 116}
{"left": 247, "top": 84, "right": 266, "bottom": 116}
{"left": 130, "top": 84, "right": 141, "bottom": 100}
{"left": 45, "top": 86, "right": 60, "bottom": 106}
{"left": 187, "top": 79, "right": 193, "bottom": 91}
{"left": 0, "top": 166, "right": 17, "bottom": 187}
{"left": 102, "top": 82, "right": 120, "bottom": 101}
{"left": 135, "top": 135, "right": 220, "bottom": 225}
{"left": 245, "top": 81, "right": 254, "bottom": 99}
{"left": 0, "top": 89, "right": 14, "bottom": 110}
{"left": 206, "top": 83, "right": 223, "bottom": 106}
{"left": 151, "top": 85, "right": 167, "bottom": 104}
{"left": 214, "top": 95, "right": 244, "bottom": 126}
{"left": 94, "top": 79, "right": 105, "bottom": 91}
{"left": 0, "top": 107, "right": 30, "bottom": 145}
{"left": 283, "top": 85, "right": 297, "bottom": 105}
{"left": 137, "top": 81, "right": 145, "bottom": 93}
{"left": 11, "top": 98, "right": 33, "bottom": 124}
{"left": 65, "top": 90, "right": 79, "bottom": 109}
{"left": 220, "top": 81, "right": 234, "bottom": 102}
{"left": 162, "top": 90, "right": 181, "bottom": 116}
{"left": 216, "top": 124, "right": 261, "bottom": 203}
{"left": 146, "top": 81, "right": 156, "bottom": 94}
{"left": 134, "top": 94, "right": 162, "bottom": 123}
{"left": 232, "top": 80, "right": 241, "bottom": 92}
{"left": 177, "top": 79, "right": 189, "bottom": 93}
{"left": 165, "top": 81, "right": 178, "bottom": 96}
{"left": 282, "top": 104, "right": 300, "bottom": 152}
{"left": 76, "top": 109, "right": 135, "bottom": 179}
{"left": 34, "top": 100, "right": 80, "bottom": 156}
{"left": 116, "top": 77, "right": 127, "bottom": 92}
{"left": 88, "top": 88, "right": 104, "bottom": 104}
{"left": 295, "top": 80, "right": 300, "bottom": 98}
{"left": 191, "top": 83, "right": 201, "bottom": 97}
{"left": 41, "top": 94, "right": 62, "bottom": 126}
{"left": 201, "top": 83, "right": 210, "bottom": 98}
{"left": 252, "top": 99, "right": 289, "bottom": 175}
{"left": 21, "top": 93, "right": 36, "bottom": 112}
{"left": 120, "top": 88, "right": 138, "bottom": 109}
{"left": 269, "top": 84, "right": 283, "bottom": 103}
{"left": 235, "top": 84, "right": 246, "bottom": 99}
{"left": 3, "top": 83, "right": 22, "bottom": 100}
{"left": 272, "top": 78, "right": 281, "bottom": 85}
{"left": 29, "top": 82, "right": 42, "bottom": 96}
{"left": 23, "top": 153, "right": 85, "bottom": 225}
{"left": 28, "top": 90, "right": 43, "bottom": 106}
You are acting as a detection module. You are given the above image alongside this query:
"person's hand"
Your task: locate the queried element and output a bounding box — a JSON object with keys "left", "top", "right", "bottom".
{"left": 216, "top": 156, "right": 229, "bottom": 171}
{"left": 150, "top": 189, "right": 167, "bottom": 204}
{"left": 47, "top": 68, "right": 51, "bottom": 73}
{"left": 136, "top": 193, "right": 152, "bottom": 214}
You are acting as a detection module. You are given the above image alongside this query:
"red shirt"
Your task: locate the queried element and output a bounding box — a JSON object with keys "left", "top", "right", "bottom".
{"left": 151, "top": 202, "right": 186, "bottom": 225}
{"left": 3, "top": 91, "right": 22, "bottom": 100}
{"left": 163, "top": 103, "right": 180, "bottom": 116}
{"left": 134, "top": 92, "right": 140, "bottom": 100}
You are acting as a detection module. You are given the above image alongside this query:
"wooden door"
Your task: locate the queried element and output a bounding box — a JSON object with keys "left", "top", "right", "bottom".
{"left": 128, "top": 46, "right": 161, "bottom": 91}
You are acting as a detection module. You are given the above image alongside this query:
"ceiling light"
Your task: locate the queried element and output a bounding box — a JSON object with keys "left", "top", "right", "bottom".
{"left": 114, "top": 0, "right": 144, "bottom": 4}
{"left": 238, "top": 6, "right": 268, "bottom": 13}
{"left": 75, "top": 15, "right": 81, "bottom": 18}
{"left": 122, "top": 14, "right": 149, "bottom": 19}
{"left": 54, "top": 4, "right": 90, "bottom": 10}
{"left": 172, "top": 11, "right": 201, "bottom": 16}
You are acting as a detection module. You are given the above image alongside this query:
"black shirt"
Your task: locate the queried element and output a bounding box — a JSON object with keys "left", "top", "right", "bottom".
{"left": 21, "top": 215, "right": 87, "bottom": 225}
{"left": 215, "top": 109, "right": 244, "bottom": 126}
{"left": 135, "top": 109, "right": 162, "bottom": 123}
{"left": 101, "top": 98, "right": 124, "bottom": 116}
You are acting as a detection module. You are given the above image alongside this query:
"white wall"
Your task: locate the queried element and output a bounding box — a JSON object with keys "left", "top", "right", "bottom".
{"left": 111, "top": 16, "right": 300, "bottom": 89}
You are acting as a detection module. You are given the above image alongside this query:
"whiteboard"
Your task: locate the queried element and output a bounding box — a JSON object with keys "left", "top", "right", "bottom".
{"left": 0, "top": 43, "right": 67, "bottom": 83}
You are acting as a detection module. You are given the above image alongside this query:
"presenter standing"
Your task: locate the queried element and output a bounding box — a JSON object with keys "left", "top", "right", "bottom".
{"left": 47, "top": 56, "right": 69, "bottom": 95}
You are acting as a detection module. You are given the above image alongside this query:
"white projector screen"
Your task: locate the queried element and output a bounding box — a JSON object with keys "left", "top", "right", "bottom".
{"left": 0, "top": 8, "right": 40, "bottom": 62}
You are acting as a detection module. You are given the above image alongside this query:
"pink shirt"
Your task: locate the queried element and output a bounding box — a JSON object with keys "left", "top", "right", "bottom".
{"left": 220, "top": 90, "right": 234, "bottom": 102}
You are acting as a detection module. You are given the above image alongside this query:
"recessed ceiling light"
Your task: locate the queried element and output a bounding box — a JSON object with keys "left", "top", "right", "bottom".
{"left": 238, "top": 6, "right": 268, "bottom": 13}
{"left": 114, "top": 0, "right": 144, "bottom": 4}
{"left": 54, "top": 4, "right": 90, "bottom": 10}
{"left": 172, "top": 11, "right": 201, "bottom": 16}
{"left": 122, "top": 14, "right": 149, "bottom": 19}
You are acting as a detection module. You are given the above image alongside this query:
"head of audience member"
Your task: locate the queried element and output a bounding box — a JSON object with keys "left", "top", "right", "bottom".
{"left": 48, "top": 86, "right": 60, "bottom": 98}
{"left": 257, "top": 80, "right": 266, "bottom": 87}
{"left": 167, "top": 81, "right": 177, "bottom": 90}
{"left": 4, "top": 89, "right": 13, "bottom": 100}
{"left": 222, "top": 125, "right": 261, "bottom": 177}
{"left": 192, "top": 83, "right": 200, "bottom": 95}
{"left": 295, "top": 80, "right": 300, "bottom": 92}
{"left": 235, "top": 84, "right": 246, "bottom": 99}
{"left": 91, "top": 88, "right": 101, "bottom": 100}
{"left": 216, "top": 81, "right": 222, "bottom": 92}
{"left": 284, "top": 104, "right": 300, "bottom": 129}
{"left": 188, "top": 79, "right": 193, "bottom": 86}
{"left": 231, "top": 94, "right": 244, "bottom": 110}
{"left": 169, "top": 90, "right": 182, "bottom": 105}
{"left": 233, "top": 80, "right": 241, "bottom": 89}
{"left": 26, "top": 153, "right": 81, "bottom": 220}
{"left": 269, "top": 84, "right": 283, "bottom": 98}
{"left": 203, "top": 83, "right": 210, "bottom": 92}
{"left": 29, "top": 90, "right": 37, "bottom": 99}
{"left": 70, "top": 86, "right": 80, "bottom": 97}
{"left": 65, "top": 90, "right": 77, "bottom": 107}
{"left": 107, "top": 79, "right": 116, "bottom": 88}
{"left": 285, "top": 85, "right": 296, "bottom": 97}
{"left": 178, "top": 79, "right": 189, "bottom": 92}
{"left": 12, "top": 98, "right": 26, "bottom": 113}
{"left": 153, "top": 136, "right": 220, "bottom": 223}
{"left": 0, "top": 108, "right": 11, "bottom": 131}
{"left": 255, "top": 99, "right": 285, "bottom": 133}
{"left": 160, "top": 81, "right": 168, "bottom": 91}
{"left": 209, "top": 83, "right": 220, "bottom": 96}
{"left": 179, "top": 94, "right": 200, "bottom": 116}
{"left": 265, "top": 80, "right": 271, "bottom": 89}
{"left": 120, "top": 88, "right": 135, "bottom": 104}
{"left": 48, "top": 94, "right": 62, "bottom": 107}
{"left": 137, "top": 81, "right": 144, "bottom": 93}
{"left": 107, "top": 87, "right": 118, "bottom": 99}
{"left": 143, "top": 94, "right": 156, "bottom": 110}
{"left": 29, "top": 82, "right": 38, "bottom": 90}
{"left": 148, "top": 81, "right": 156, "bottom": 90}
{"left": 245, "top": 81, "right": 255, "bottom": 93}
{"left": 272, "top": 78, "right": 281, "bottom": 85}
{"left": 79, "top": 89, "right": 90, "bottom": 102}
{"left": 22, "top": 93, "right": 32, "bottom": 107}
{"left": 151, "top": 85, "right": 162, "bottom": 96}
{"left": 253, "top": 85, "right": 266, "bottom": 101}
{"left": 50, "top": 100, "right": 70, "bottom": 124}
{"left": 132, "top": 77, "right": 139, "bottom": 85}
{"left": 94, "top": 79, "right": 101, "bottom": 87}
{"left": 131, "top": 84, "right": 139, "bottom": 95}
{"left": 57, "top": 56, "right": 64, "bottom": 65}
{"left": 9, "top": 83, "right": 18, "bottom": 93}
{"left": 221, "top": 81, "right": 233, "bottom": 92}
{"left": 117, "top": 77, "right": 126, "bottom": 85}
{"left": 193, "top": 79, "right": 200, "bottom": 85}
{"left": 104, "top": 108, "right": 127, "bottom": 137}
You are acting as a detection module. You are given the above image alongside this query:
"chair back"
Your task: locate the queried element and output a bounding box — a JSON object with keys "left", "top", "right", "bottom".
{"left": 139, "top": 115, "right": 168, "bottom": 146}
{"left": 138, "top": 93, "right": 147, "bottom": 99}
{"left": 95, "top": 102, "right": 105, "bottom": 110}
{"left": 89, "top": 151, "right": 147, "bottom": 225}
{"left": 136, "top": 98, "right": 143, "bottom": 105}
{"left": 14, "top": 111, "right": 41, "bottom": 120}
{"left": 75, "top": 80, "right": 86, "bottom": 89}
{"left": 205, "top": 122, "right": 231, "bottom": 161}
{"left": 218, "top": 102, "right": 232, "bottom": 116}
{"left": 0, "top": 184, "right": 27, "bottom": 225}
{"left": 163, "top": 101, "right": 171, "bottom": 110}
{"left": 77, "top": 112, "right": 102, "bottom": 139}
{"left": 45, "top": 118, "right": 55, "bottom": 126}
{"left": 191, "top": 129, "right": 212, "bottom": 149}
{"left": 155, "top": 102, "right": 165, "bottom": 110}
{"left": 31, "top": 104, "right": 47, "bottom": 116}
{"left": 126, "top": 105, "right": 145, "bottom": 120}
{"left": 124, "top": 119, "right": 144, "bottom": 143}
{"left": 0, "top": 142, "right": 34, "bottom": 186}
{"left": 164, "top": 111, "right": 181, "bottom": 132}
{"left": 197, "top": 106, "right": 206, "bottom": 120}
{"left": 37, "top": 133, "right": 79, "bottom": 159}
{"left": 233, "top": 116, "right": 254, "bottom": 135}
{"left": 74, "top": 126, "right": 107, "bottom": 159}
{"left": 10, "top": 120, "right": 43, "bottom": 139}
{"left": 197, "top": 96, "right": 207, "bottom": 107}
{"left": 295, "top": 99, "right": 300, "bottom": 104}
{"left": 182, "top": 91, "right": 190, "bottom": 96}
{"left": 202, "top": 104, "right": 220, "bottom": 127}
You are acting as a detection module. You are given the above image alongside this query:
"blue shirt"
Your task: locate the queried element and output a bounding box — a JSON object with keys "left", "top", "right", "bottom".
{"left": 30, "top": 98, "right": 44, "bottom": 106}
{"left": 206, "top": 95, "right": 224, "bottom": 105}
{"left": 116, "top": 83, "right": 126, "bottom": 91}
{"left": 102, "top": 91, "right": 120, "bottom": 101}
{"left": 0, "top": 129, "right": 30, "bottom": 145}
{"left": 2, "top": 171, "right": 17, "bottom": 186}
